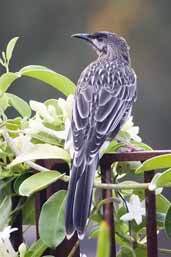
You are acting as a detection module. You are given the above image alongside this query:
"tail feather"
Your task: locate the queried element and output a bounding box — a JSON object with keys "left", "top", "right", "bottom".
{"left": 65, "top": 159, "right": 85, "bottom": 237}
{"left": 73, "top": 155, "right": 98, "bottom": 237}
{"left": 65, "top": 152, "right": 98, "bottom": 239}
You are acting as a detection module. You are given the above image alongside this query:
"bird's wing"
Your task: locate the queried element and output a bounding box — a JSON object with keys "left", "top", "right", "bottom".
{"left": 72, "top": 63, "right": 136, "bottom": 161}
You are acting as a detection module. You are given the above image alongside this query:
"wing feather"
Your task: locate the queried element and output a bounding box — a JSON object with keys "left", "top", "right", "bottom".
{"left": 72, "top": 62, "right": 136, "bottom": 161}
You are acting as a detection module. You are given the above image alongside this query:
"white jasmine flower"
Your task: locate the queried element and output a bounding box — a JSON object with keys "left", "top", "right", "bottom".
{"left": 13, "top": 135, "right": 33, "bottom": 153}
{"left": 64, "top": 118, "right": 74, "bottom": 158}
{"left": 121, "top": 116, "right": 141, "bottom": 142}
{"left": 80, "top": 254, "right": 87, "bottom": 257}
{"left": 58, "top": 95, "right": 74, "bottom": 120}
{"left": 30, "top": 100, "right": 54, "bottom": 123}
{"left": 25, "top": 115, "right": 68, "bottom": 140}
{"left": 24, "top": 115, "right": 45, "bottom": 135}
{"left": 0, "top": 226, "right": 18, "bottom": 257}
{"left": 18, "top": 243, "right": 27, "bottom": 257}
{"left": 47, "top": 104, "right": 57, "bottom": 117}
{"left": 120, "top": 195, "right": 145, "bottom": 225}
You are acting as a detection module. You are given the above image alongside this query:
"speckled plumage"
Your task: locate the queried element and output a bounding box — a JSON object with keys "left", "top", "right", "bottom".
{"left": 65, "top": 32, "right": 137, "bottom": 239}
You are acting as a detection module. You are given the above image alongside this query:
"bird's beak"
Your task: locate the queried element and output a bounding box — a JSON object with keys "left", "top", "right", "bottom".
{"left": 71, "top": 33, "right": 92, "bottom": 43}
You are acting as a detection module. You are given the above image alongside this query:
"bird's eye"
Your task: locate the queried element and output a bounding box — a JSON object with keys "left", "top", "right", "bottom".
{"left": 98, "top": 37, "right": 103, "bottom": 42}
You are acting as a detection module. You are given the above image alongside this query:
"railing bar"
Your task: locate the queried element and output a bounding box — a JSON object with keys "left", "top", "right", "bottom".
{"left": 101, "top": 163, "right": 116, "bottom": 257}
{"left": 144, "top": 171, "right": 158, "bottom": 257}
{"left": 101, "top": 150, "right": 171, "bottom": 164}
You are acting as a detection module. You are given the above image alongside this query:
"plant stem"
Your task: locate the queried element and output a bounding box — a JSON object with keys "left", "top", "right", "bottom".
{"left": 67, "top": 240, "right": 80, "bottom": 257}
{"left": 94, "top": 181, "right": 149, "bottom": 190}
{"left": 159, "top": 248, "right": 171, "bottom": 255}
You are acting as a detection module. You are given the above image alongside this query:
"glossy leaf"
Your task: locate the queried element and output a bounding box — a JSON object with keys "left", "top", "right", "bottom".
{"left": 19, "top": 171, "right": 64, "bottom": 196}
{"left": 25, "top": 239, "right": 48, "bottom": 257}
{"left": 0, "top": 93, "right": 9, "bottom": 111}
{"left": 149, "top": 169, "right": 171, "bottom": 190}
{"left": 0, "top": 72, "right": 19, "bottom": 93}
{"left": 7, "top": 93, "right": 31, "bottom": 118}
{"left": 19, "top": 65, "right": 76, "bottom": 96}
{"left": 134, "top": 247, "right": 147, "bottom": 257}
{"left": 6, "top": 37, "right": 19, "bottom": 62}
{"left": 135, "top": 154, "right": 171, "bottom": 174}
{"left": 156, "top": 194, "right": 170, "bottom": 213}
{"left": 117, "top": 246, "right": 136, "bottom": 257}
{"left": 164, "top": 205, "right": 171, "bottom": 238}
{"left": 0, "top": 195, "right": 12, "bottom": 229}
{"left": 8, "top": 143, "right": 70, "bottom": 168}
{"left": 14, "top": 172, "right": 31, "bottom": 194}
{"left": 39, "top": 190, "right": 66, "bottom": 248}
{"left": 96, "top": 221, "right": 110, "bottom": 257}
{"left": 22, "top": 196, "right": 35, "bottom": 225}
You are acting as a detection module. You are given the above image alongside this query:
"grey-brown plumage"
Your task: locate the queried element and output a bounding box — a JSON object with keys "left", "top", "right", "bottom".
{"left": 65, "top": 31, "right": 137, "bottom": 239}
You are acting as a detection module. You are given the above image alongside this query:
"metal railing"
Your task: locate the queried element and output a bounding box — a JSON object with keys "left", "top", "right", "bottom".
{"left": 12, "top": 150, "right": 171, "bottom": 257}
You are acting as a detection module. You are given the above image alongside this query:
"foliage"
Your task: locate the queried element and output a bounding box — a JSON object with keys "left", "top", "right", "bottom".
{"left": 0, "top": 37, "right": 171, "bottom": 257}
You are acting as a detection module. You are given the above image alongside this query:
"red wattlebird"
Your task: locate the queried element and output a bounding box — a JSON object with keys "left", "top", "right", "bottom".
{"left": 65, "top": 32, "right": 137, "bottom": 239}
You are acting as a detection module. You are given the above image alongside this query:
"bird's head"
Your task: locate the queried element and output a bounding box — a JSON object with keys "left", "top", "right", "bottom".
{"left": 72, "top": 31, "right": 130, "bottom": 63}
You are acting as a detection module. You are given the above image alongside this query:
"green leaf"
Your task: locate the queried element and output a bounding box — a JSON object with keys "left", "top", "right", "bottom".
{"left": 135, "top": 154, "right": 171, "bottom": 174}
{"left": 117, "top": 246, "right": 136, "bottom": 257}
{"left": 6, "top": 37, "right": 19, "bottom": 63}
{"left": 31, "top": 132, "right": 63, "bottom": 147}
{"left": 164, "top": 205, "right": 171, "bottom": 238}
{"left": 39, "top": 190, "right": 66, "bottom": 248}
{"left": 13, "top": 173, "right": 31, "bottom": 194}
{"left": 22, "top": 196, "right": 35, "bottom": 224}
{"left": 7, "top": 93, "right": 31, "bottom": 118}
{"left": 0, "top": 93, "right": 9, "bottom": 111}
{"left": 156, "top": 194, "right": 170, "bottom": 213}
{"left": 149, "top": 169, "right": 171, "bottom": 190}
{"left": 96, "top": 221, "right": 110, "bottom": 257}
{"left": 134, "top": 246, "right": 147, "bottom": 257}
{"left": 0, "top": 72, "right": 19, "bottom": 93}
{"left": 25, "top": 239, "right": 48, "bottom": 257}
{"left": 19, "top": 65, "right": 76, "bottom": 96}
{"left": 89, "top": 226, "right": 100, "bottom": 238}
{"left": 156, "top": 212, "right": 165, "bottom": 226}
{"left": 0, "top": 195, "right": 12, "bottom": 229}
{"left": 44, "top": 99, "right": 63, "bottom": 116}
{"left": 8, "top": 143, "right": 70, "bottom": 168}
{"left": 19, "top": 171, "right": 65, "bottom": 196}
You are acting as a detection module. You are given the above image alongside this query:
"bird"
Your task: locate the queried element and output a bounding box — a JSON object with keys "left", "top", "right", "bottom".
{"left": 65, "top": 31, "right": 137, "bottom": 239}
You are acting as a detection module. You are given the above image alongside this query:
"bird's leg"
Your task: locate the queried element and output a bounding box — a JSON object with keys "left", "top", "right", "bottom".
{"left": 115, "top": 135, "right": 143, "bottom": 152}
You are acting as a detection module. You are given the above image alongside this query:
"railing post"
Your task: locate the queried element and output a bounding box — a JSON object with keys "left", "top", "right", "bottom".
{"left": 144, "top": 171, "right": 158, "bottom": 257}
{"left": 11, "top": 196, "right": 23, "bottom": 250}
{"left": 101, "top": 162, "right": 116, "bottom": 257}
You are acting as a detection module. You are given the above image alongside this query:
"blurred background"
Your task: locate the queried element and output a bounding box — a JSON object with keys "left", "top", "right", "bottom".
{"left": 0, "top": 0, "right": 171, "bottom": 256}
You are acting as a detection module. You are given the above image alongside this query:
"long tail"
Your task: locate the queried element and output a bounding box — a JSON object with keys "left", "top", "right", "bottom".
{"left": 65, "top": 154, "right": 98, "bottom": 239}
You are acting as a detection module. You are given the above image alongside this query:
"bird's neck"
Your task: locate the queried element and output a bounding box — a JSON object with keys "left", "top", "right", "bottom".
{"left": 98, "top": 51, "right": 130, "bottom": 65}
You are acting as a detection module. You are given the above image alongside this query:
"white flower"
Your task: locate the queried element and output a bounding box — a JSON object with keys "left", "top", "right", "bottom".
{"left": 18, "top": 243, "right": 27, "bottom": 257}
{"left": 80, "top": 254, "right": 87, "bottom": 257}
{"left": 24, "top": 115, "right": 45, "bottom": 135}
{"left": 121, "top": 116, "right": 141, "bottom": 142}
{"left": 13, "top": 135, "right": 33, "bottom": 153}
{"left": 25, "top": 115, "right": 68, "bottom": 140}
{"left": 58, "top": 95, "right": 74, "bottom": 120}
{"left": 120, "top": 195, "right": 145, "bottom": 225}
{"left": 0, "top": 226, "right": 18, "bottom": 257}
{"left": 64, "top": 118, "right": 74, "bottom": 158}
{"left": 30, "top": 100, "right": 54, "bottom": 123}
